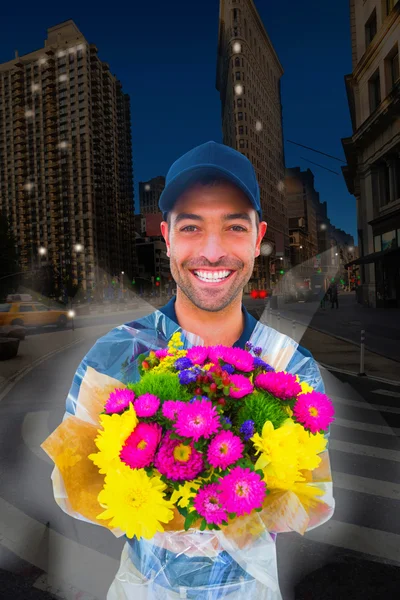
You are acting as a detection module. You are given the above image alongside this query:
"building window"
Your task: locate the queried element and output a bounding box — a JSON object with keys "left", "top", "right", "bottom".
{"left": 238, "top": 125, "right": 244, "bottom": 134}
{"left": 235, "top": 71, "right": 241, "bottom": 80}
{"left": 385, "top": 0, "right": 396, "bottom": 16}
{"left": 238, "top": 112, "right": 243, "bottom": 121}
{"left": 368, "top": 69, "right": 381, "bottom": 113}
{"left": 235, "top": 57, "right": 240, "bottom": 67}
{"left": 365, "top": 9, "right": 377, "bottom": 48}
{"left": 385, "top": 45, "right": 399, "bottom": 93}
{"left": 237, "top": 98, "right": 242, "bottom": 107}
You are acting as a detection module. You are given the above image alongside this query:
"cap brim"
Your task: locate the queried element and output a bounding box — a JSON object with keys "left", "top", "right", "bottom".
{"left": 159, "top": 165, "right": 261, "bottom": 220}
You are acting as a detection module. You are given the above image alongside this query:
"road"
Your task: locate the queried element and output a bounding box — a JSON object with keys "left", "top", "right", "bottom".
{"left": 0, "top": 314, "right": 399, "bottom": 599}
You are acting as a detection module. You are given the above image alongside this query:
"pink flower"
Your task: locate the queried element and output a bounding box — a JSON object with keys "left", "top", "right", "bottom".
{"left": 293, "top": 391, "right": 335, "bottom": 434}
{"left": 254, "top": 371, "right": 301, "bottom": 400}
{"left": 218, "top": 466, "right": 266, "bottom": 516}
{"left": 120, "top": 422, "right": 162, "bottom": 469}
{"left": 174, "top": 399, "right": 220, "bottom": 441}
{"left": 134, "top": 393, "right": 160, "bottom": 417}
{"left": 229, "top": 374, "right": 254, "bottom": 399}
{"left": 208, "top": 345, "right": 230, "bottom": 365}
{"left": 154, "top": 433, "right": 204, "bottom": 481}
{"left": 186, "top": 346, "right": 209, "bottom": 366}
{"left": 105, "top": 388, "right": 135, "bottom": 414}
{"left": 194, "top": 484, "right": 229, "bottom": 526}
{"left": 221, "top": 347, "right": 254, "bottom": 372}
{"left": 155, "top": 348, "right": 172, "bottom": 359}
{"left": 162, "top": 400, "right": 186, "bottom": 421}
{"left": 207, "top": 431, "right": 244, "bottom": 470}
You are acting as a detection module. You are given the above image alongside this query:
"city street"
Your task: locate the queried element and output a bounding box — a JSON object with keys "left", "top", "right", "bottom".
{"left": 0, "top": 307, "right": 399, "bottom": 599}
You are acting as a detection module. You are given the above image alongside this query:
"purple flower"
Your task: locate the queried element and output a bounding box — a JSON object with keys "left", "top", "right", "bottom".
{"left": 179, "top": 370, "right": 198, "bottom": 385}
{"left": 175, "top": 357, "right": 193, "bottom": 371}
{"left": 253, "top": 357, "right": 274, "bottom": 371}
{"left": 190, "top": 395, "right": 209, "bottom": 403}
{"left": 240, "top": 420, "right": 255, "bottom": 441}
{"left": 221, "top": 363, "right": 235, "bottom": 375}
{"left": 223, "top": 417, "right": 232, "bottom": 426}
{"left": 253, "top": 346, "right": 263, "bottom": 357}
{"left": 245, "top": 341, "right": 253, "bottom": 351}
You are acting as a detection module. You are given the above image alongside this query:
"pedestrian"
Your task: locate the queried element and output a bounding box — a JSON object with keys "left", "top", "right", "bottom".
{"left": 330, "top": 282, "right": 339, "bottom": 309}
{"left": 53, "top": 141, "right": 334, "bottom": 599}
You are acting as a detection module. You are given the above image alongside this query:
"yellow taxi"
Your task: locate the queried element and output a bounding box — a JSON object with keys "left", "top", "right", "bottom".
{"left": 0, "top": 302, "right": 74, "bottom": 329}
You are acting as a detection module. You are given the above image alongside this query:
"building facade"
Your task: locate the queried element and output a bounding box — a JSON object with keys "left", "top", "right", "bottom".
{"left": 139, "top": 175, "right": 165, "bottom": 215}
{"left": 342, "top": 0, "right": 400, "bottom": 308}
{"left": 285, "top": 167, "right": 318, "bottom": 277}
{"left": 0, "top": 20, "right": 136, "bottom": 295}
{"left": 216, "top": 0, "right": 288, "bottom": 290}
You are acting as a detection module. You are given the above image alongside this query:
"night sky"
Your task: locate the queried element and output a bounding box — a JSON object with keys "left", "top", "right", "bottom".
{"left": 0, "top": 0, "right": 356, "bottom": 238}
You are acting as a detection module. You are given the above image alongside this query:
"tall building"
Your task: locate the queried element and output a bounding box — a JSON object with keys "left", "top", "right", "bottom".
{"left": 342, "top": 0, "right": 400, "bottom": 308}
{"left": 0, "top": 20, "right": 136, "bottom": 294}
{"left": 284, "top": 167, "right": 318, "bottom": 275}
{"left": 216, "top": 0, "right": 288, "bottom": 290}
{"left": 139, "top": 175, "right": 165, "bottom": 215}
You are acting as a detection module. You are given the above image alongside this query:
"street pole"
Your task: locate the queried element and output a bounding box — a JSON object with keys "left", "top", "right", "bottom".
{"left": 359, "top": 329, "right": 366, "bottom": 377}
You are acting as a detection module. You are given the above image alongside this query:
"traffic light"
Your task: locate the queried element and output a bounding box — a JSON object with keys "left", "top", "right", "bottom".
{"left": 132, "top": 279, "right": 135, "bottom": 285}
{"left": 156, "top": 276, "right": 160, "bottom": 282}
{"left": 155, "top": 281, "right": 160, "bottom": 287}
{"left": 279, "top": 270, "right": 284, "bottom": 275}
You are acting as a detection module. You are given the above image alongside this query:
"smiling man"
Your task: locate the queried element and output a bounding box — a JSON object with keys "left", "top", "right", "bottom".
{"left": 56, "top": 141, "right": 334, "bottom": 600}
{"left": 157, "top": 141, "right": 267, "bottom": 348}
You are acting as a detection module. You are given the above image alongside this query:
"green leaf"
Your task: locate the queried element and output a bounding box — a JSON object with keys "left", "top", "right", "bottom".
{"left": 200, "top": 518, "right": 207, "bottom": 531}
{"left": 228, "top": 512, "right": 236, "bottom": 519}
{"left": 184, "top": 511, "right": 198, "bottom": 530}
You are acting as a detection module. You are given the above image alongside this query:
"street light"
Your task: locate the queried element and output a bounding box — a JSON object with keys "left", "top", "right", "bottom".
{"left": 38, "top": 247, "right": 47, "bottom": 256}
{"left": 299, "top": 245, "right": 303, "bottom": 249}
{"left": 74, "top": 243, "right": 83, "bottom": 252}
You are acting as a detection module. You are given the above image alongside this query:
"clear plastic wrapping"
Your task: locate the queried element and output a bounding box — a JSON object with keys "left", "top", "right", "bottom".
{"left": 42, "top": 309, "right": 334, "bottom": 599}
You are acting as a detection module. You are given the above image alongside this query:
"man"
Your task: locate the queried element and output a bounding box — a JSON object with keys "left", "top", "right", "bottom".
{"left": 329, "top": 281, "right": 339, "bottom": 309}
{"left": 58, "top": 141, "right": 334, "bottom": 599}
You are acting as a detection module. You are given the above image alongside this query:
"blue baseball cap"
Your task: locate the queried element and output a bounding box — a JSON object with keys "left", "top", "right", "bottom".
{"left": 158, "top": 141, "right": 262, "bottom": 220}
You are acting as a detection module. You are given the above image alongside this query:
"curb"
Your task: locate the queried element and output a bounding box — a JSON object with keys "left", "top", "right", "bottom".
{"left": 264, "top": 309, "right": 400, "bottom": 365}
{"left": 318, "top": 363, "right": 400, "bottom": 387}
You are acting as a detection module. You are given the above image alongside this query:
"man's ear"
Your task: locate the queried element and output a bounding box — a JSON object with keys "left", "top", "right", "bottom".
{"left": 160, "top": 221, "right": 170, "bottom": 257}
{"left": 255, "top": 221, "right": 268, "bottom": 257}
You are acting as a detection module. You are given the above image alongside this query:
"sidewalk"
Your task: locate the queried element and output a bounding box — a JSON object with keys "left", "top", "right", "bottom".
{"left": 269, "top": 292, "right": 400, "bottom": 363}
{"left": 246, "top": 304, "right": 400, "bottom": 384}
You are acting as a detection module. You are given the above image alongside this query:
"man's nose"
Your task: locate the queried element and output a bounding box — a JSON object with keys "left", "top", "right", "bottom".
{"left": 198, "top": 233, "right": 228, "bottom": 264}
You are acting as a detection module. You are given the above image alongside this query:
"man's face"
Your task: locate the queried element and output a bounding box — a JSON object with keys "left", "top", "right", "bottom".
{"left": 160, "top": 182, "right": 267, "bottom": 312}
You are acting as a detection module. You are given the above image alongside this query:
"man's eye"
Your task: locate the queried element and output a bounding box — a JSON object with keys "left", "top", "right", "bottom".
{"left": 181, "top": 226, "right": 198, "bottom": 232}
{"left": 231, "top": 226, "right": 246, "bottom": 232}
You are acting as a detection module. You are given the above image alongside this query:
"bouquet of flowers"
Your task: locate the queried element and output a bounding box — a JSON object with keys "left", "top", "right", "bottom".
{"left": 42, "top": 324, "right": 335, "bottom": 600}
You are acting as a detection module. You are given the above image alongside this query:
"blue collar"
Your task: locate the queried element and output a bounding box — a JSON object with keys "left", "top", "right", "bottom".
{"left": 158, "top": 296, "right": 257, "bottom": 349}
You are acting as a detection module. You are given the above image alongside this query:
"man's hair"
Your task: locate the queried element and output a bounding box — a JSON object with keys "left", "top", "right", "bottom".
{"left": 165, "top": 175, "right": 260, "bottom": 227}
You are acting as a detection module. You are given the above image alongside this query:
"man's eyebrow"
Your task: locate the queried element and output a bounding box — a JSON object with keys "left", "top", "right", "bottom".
{"left": 174, "top": 212, "right": 253, "bottom": 225}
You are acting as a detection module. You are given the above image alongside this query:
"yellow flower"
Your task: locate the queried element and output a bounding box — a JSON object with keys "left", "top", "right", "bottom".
{"left": 294, "top": 424, "right": 327, "bottom": 471}
{"left": 152, "top": 349, "right": 187, "bottom": 372}
{"left": 251, "top": 420, "right": 301, "bottom": 483}
{"left": 298, "top": 380, "right": 314, "bottom": 395}
{"left": 89, "top": 403, "right": 138, "bottom": 474}
{"left": 97, "top": 466, "right": 174, "bottom": 539}
{"left": 170, "top": 480, "right": 200, "bottom": 508}
{"left": 202, "top": 363, "right": 213, "bottom": 371}
{"left": 167, "top": 332, "right": 185, "bottom": 355}
{"left": 284, "top": 406, "right": 293, "bottom": 417}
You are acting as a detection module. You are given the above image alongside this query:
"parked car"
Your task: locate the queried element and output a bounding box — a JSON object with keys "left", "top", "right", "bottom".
{"left": 0, "top": 302, "right": 73, "bottom": 329}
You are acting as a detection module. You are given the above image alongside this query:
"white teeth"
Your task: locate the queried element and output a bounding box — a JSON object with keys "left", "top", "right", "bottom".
{"left": 194, "top": 270, "right": 232, "bottom": 282}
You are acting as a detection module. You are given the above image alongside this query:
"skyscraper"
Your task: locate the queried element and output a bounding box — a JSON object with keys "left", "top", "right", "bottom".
{"left": 0, "top": 20, "right": 136, "bottom": 294}
{"left": 139, "top": 175, "right": 165, "bottom": 215}
{"left": 216, "top": 0, "right": 288, "bottom": 289}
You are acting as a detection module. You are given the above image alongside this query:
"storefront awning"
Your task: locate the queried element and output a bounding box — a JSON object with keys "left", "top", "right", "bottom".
{"left": 345, "top": 246, "right": 400, "bottom": 267}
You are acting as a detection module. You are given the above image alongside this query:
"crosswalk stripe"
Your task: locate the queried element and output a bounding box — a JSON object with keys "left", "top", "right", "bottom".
{"left": 332, "top": 396, "right": 400, "bottom": 414}
{"left": 332, "top": 471, "right": 400, "bottom": 500}
{"left": 329, "top": 439, "right": 400, "bottom": 462}
{"left": 372, "top": 389, "right": 400, "bottom": 398}
{"left": 305, "top": 519, "right": 400, "bottom": 564}
{"left": 332, "top": 417, "right": 399, "bottom": 436}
